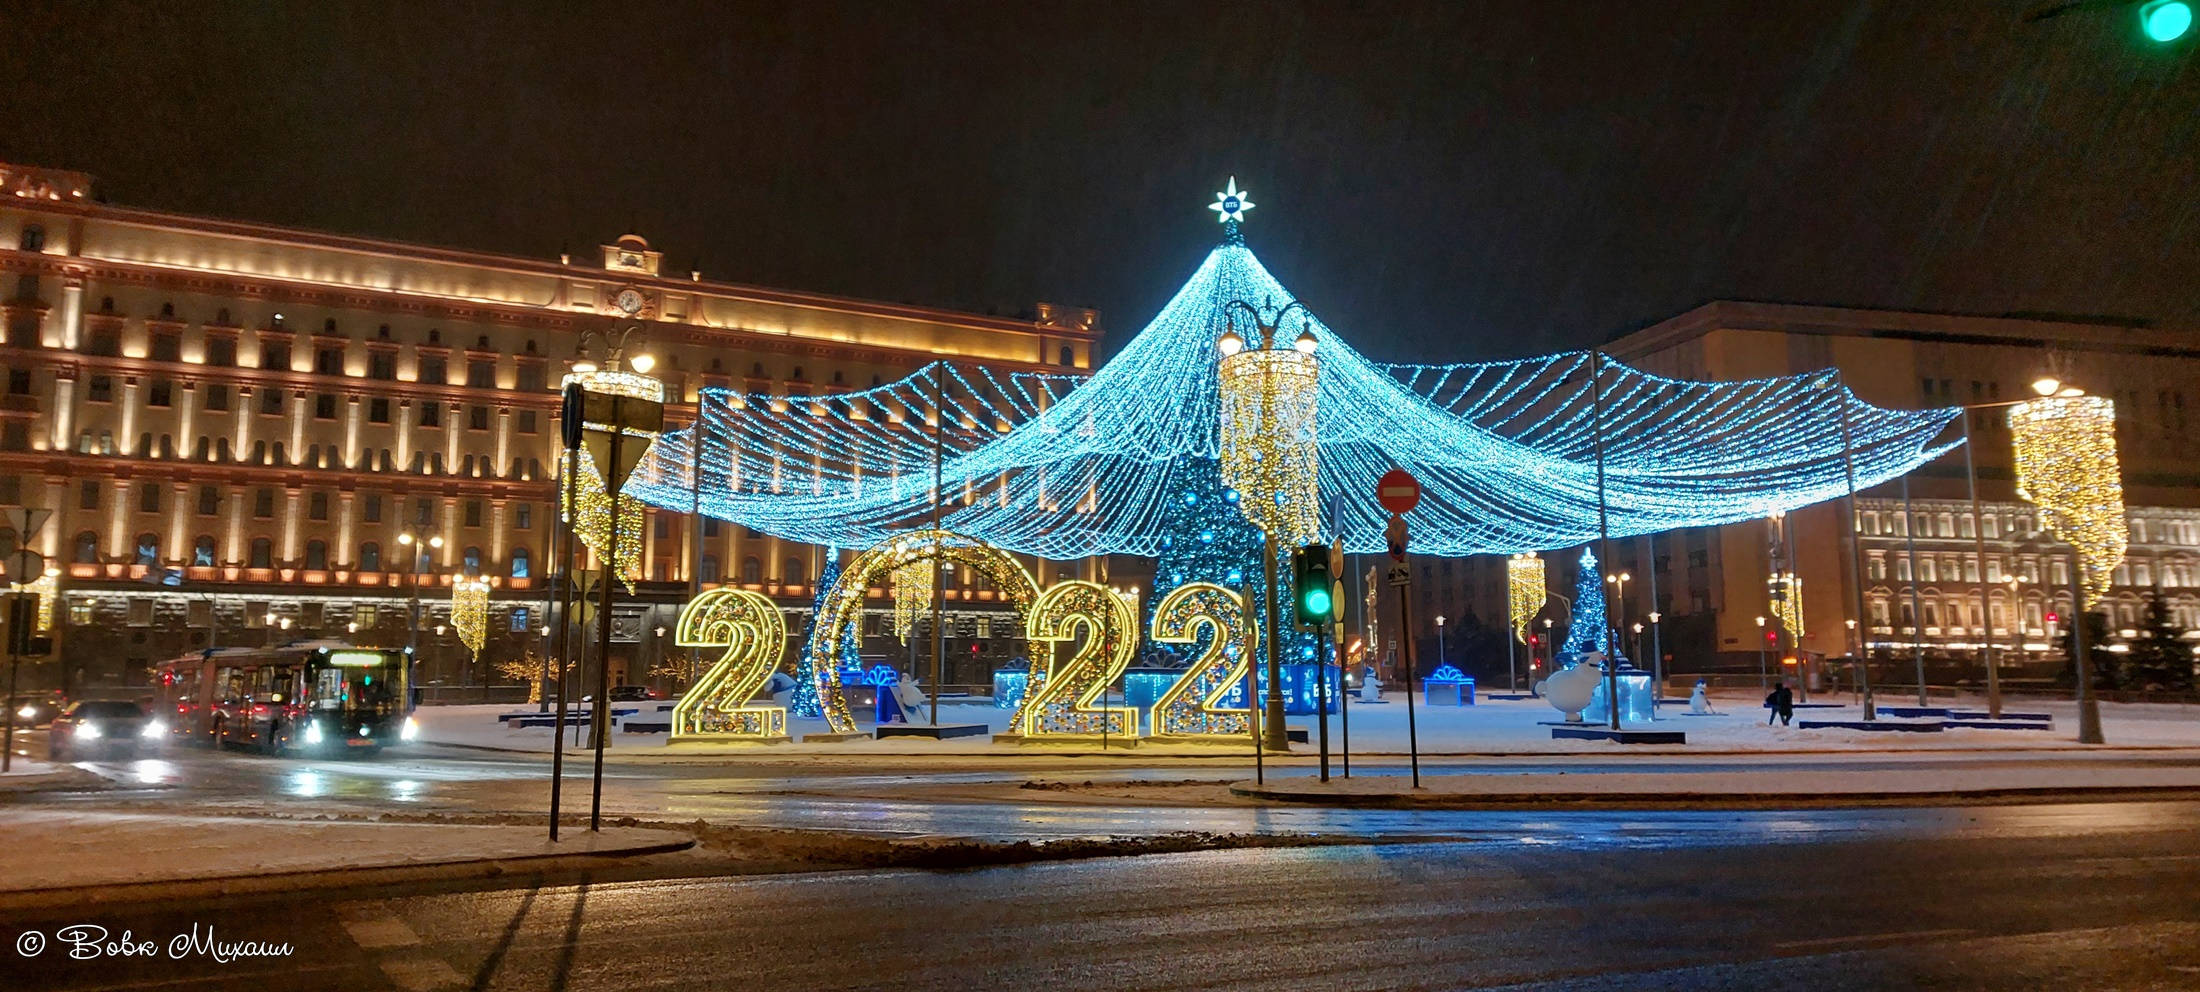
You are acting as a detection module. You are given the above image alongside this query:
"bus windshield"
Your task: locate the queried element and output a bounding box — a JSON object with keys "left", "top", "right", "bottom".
{"left": 309, "top": 655, "right": 403, "bottom": 714}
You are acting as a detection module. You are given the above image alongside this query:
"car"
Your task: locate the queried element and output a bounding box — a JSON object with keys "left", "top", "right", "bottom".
{"left": 605, "top": 685, "right": 662, "bottom": 702}
{"left": 48, "top": 700, "right": 162, "bottom": 761}
{"left": 9, "top": 692, "right": 65, "bottom": 728}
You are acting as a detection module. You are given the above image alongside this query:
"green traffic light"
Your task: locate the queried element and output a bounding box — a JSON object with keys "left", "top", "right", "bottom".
{"left": 1303, "top": 585, "right": 1332, "bottom": 617}
{"left": 2143, "top": 0, "right": 2194, "bottom": 42}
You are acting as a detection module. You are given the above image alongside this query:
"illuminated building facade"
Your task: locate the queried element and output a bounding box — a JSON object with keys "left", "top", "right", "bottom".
{"left": 0, "top": 162, "right": 1100, "bottom": 690}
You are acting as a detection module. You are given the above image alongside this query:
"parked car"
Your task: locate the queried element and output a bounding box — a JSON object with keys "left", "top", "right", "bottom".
{"left": 48, "top": 700, "right": 161, "bottom": 761}
{"left": 605, "top": 685, "right": 662, "bottom": 702}
{"left": 9, "top": 692, "right": 66, "bottom": 728}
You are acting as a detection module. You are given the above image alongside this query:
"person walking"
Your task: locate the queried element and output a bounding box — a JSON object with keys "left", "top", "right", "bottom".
{"left": 1764, "top": 682, "right": 1795, "bottom": 726}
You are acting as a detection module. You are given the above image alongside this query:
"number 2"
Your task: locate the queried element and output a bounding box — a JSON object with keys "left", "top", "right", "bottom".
{"left": 671, "top": 588, "right": 790, "bottom": 741}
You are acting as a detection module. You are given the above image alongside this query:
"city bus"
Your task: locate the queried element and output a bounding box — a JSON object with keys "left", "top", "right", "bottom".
{"left": 153, "top": 642, "right": 416, "bottom": 755}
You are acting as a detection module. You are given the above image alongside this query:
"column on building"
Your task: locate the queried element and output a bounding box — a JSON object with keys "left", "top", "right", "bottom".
{"left": 57, "top": 277, "right": 84, "bottom": 350}
{"left": 395, "top": 399, "right": 414, "bottom": 470}
{"left": 344, "top": 394, "right": 363, "bottom": 467}
{"left": 494, "top": 407, "right": 512, "bottom": 479}
{"left": 224, "top": 483, "right": 246, "bottom": 564}
{"left": 232, "top": 387, "right": 253, "bottom": 461}
{"left": 288, "top": 390, "right": 307, "bottom": 464}
{"left": 117, "top": 377, "right": 140, "bottom": 455}
{"left": 175, "top": 381, "right": 198, "bottom": 460}
{"left": 282, "top": 487, "right": 303, "bottom": 565}
{"left": 105, "top": 479, "right": 129, "bottom": 559}
{"left": 168, "top": 482, "right": 190, "bottom": 566}
{"left": 337, "top": 490, "right": 356, "bottom": 569}
{"left": 41, "top": 477, "right": 66, "bottom": 560}
{"left": 49, "top": 372, "right": 76, "bottom": 451}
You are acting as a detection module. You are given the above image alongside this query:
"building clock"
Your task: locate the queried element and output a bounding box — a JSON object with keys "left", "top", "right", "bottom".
{"left": 613, "top": 288, "right": 646, "bottom": 316}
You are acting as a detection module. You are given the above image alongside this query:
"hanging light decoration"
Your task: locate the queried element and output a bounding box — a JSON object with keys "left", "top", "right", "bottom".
{"left": 891, "top": 557, "right": 933, "bottom": 643}
{"left": 559, "top": 367, "right": 664, "bottom": 590}
{"left": 1218, "top": 322, "right": 1320, "bottom": 545}
{"left": 1768, "top": 570, "right": 1805, "bottom": 639}
{"left": 2009, "top": 388, "right": 2127, "bottom": 606}
{"left": 451, "top": 577, "right": 490, "bottom": 659}
{"left": 1507, "top": 552, "right": 1546, "bottom": 645}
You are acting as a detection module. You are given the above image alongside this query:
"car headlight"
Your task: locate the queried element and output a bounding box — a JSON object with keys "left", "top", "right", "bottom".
{"left": 303, "top": 722, "right": 323, "bottom": 745}
{"left": 141, "top": 720, "right": 165, "bottom": 739}
{"left": 400, "top": 716, "right": 419, "bottom": 742}
{"left": 78, "top": 722, "right": 102, "bottom": 739}
{"left": 14, "top": 705, "right": 33, "bottom": 719}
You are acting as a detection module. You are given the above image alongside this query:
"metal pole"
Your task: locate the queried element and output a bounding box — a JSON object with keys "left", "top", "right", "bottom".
{"left": 929, "top": 364, "right": 945, "bottom": 727}
{"left": 1963, "top": 416, "right": 2001, "bottom": 719}
{"left": 1261, "top": 531, "right": 1287, "bottom": 752}
{"left": 1902, "top": 475, "right": 1927, "bottom": 706}
{"left": 1646, "top": 533, "right": 1663, "bottom": 715}
{"left": 1506, "top": 619, "right": 1518, "bottom": 694}
{"left": 1243, "top": 580, "right": 1263, "bottom": 785}
{"left": 1758, "top": 627, "right": 1767, "bottom": 690}
{"left": 589, "top": 402, "right": 623, "bottom": 832}
{"left": 686, "top": 407, "right": 707, "bottom": 691}
{"left": 2, "top": 594, "right": 21, "bottom": 774}
{"left": 549, "top": 435, "right": 579, "bottom": 841}
{"left": 1836, "top": 375, "right": 1876, "bottom": 721}
{"left": 1590, "top": 350, "right": 1620, "bottom": 731}
{"left": 1397, "top": 557, "right": 1421, "bottom": 788}
{"left": 2070, "top": 546, "right": 2104, "bottom": 744}
{"left": 1335, "top": 600, "right": 1349, "bottom": 779}
{"left": 1314, "top": 620, "right": 1330, "bottom": 783}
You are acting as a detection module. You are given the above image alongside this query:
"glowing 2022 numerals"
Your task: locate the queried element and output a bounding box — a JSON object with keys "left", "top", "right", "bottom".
{"left": 671, "top": 588, "right": 790, "bottom": 741}
{"left": 1147, "top": 582, "right": 1255, "bottom": 740}
{"left": 1011, "top": 580, "right": 1140, "bottom": 738}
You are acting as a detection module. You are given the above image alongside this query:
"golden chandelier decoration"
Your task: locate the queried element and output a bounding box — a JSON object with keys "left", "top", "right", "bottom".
{"left": 1507, "top": 552, "right": 1546, "bottom": 645}
{"left": 1767, "top": 571, "right": 1804, "bottom": 639}
{"left": 1218, "top": 343, "right": 1320, "bottom": 544}
{"left": 2009, "top": 390, "right": 2126, "bottom": 606}
{"left": 451, "top": 577, "right": 490, "bottom": 659}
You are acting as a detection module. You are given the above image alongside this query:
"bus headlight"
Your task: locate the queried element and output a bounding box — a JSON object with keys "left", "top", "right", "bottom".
{"left": 400, "top": 716, "right": 420, "bottom": 742}
{"left": 141, "top": 720, "right": 165, "bottom": 739}
{"left": 303, "top": 722, "right": 323, "bottom": 745}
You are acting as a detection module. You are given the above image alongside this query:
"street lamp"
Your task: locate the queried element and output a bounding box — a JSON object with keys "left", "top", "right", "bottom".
{"left": 397, "top": 531, "right": 444, "bottom": 661}
{"left": 1435, "top": 615, "right": 1446, "bottom": 669}
{"left": 1606, "top": 571, "right": 1631, "bottom": 658}
{"left": 1216, "top": 297, "right": 1321, "bottom": 753}
{"left": 1755, "top": 615, "right": 1769, "bottom": 689}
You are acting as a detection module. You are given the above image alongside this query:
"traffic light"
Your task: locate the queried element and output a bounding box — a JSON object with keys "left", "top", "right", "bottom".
{"left": 2142, "top": 1, "right": 2193, "bottom": 43}
{"left": 1291, "top": 543, "right": 1335, "bottom": 628}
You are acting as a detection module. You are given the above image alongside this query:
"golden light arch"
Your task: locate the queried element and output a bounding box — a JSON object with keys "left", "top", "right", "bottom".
{"left": 806, "top": 529, "right": 1045, "bottom": 734}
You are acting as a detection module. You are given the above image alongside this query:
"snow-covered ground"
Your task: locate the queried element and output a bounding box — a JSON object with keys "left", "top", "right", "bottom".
{"left": 1, "top": 757, "right": 61, "bottom": 778}
{"left": 414, "top": 689, "right": 2200, "bottom": 757}
{"left": 0, "top": 809, "right": 685, "bottom": 893}
{"left": 1238, "top": 763, "right": 2200, "bottom": 800}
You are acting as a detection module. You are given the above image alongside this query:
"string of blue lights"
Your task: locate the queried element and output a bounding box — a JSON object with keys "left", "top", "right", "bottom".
{"left": 627, "top": 229, "right": 1960, "bottom": 559}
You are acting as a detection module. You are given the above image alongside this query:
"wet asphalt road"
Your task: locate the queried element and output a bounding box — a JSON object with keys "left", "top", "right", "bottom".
{"left": 4, "top": 799, "right": 2198, "bottom": 991}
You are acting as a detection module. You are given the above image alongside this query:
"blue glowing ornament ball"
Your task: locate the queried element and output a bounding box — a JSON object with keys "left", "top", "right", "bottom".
{"left": 2143, "top": 1, "right": 2193, "bottom": 42}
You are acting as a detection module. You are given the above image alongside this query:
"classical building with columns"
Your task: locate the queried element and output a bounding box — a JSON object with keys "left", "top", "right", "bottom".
{"left": 0, "top": 162, "right": 1101, "bottom": 692}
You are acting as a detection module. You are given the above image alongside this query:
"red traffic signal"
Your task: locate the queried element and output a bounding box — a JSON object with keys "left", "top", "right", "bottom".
{"left": 2046, "top": 612, "right": 2060, "bottom": 623}
{"left": 1766, "top": 630, "right": 1778, "bottom": 642}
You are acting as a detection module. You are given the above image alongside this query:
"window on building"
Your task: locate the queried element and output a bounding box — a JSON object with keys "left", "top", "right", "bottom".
{"left": 253, "top": 488, "right": 274, "bottom": 519}
{"left": 699, "top": 556, "right": 720, "bottom": 583}
{"left": 783, "top": 557, "right": 806, "bottom": 586}
{"left": 315, "top": 346, "right": 344, "bottom": 376}
{"left": 313, "top": 394, "right": 337, "bottom": 420}
{"left": 134, "top": 533, "right": 159, "bottom": 566}
{"left": 466, "top": 359, "right": 496, "bottom": 388}
{"left": 417, "top": 355, "right": 446, "bottom": 384}
{"left": 145, "top": 379, "right": 172, "bottom": 407}
{"left": 516, "top": 410, "right": 537, "bottom": 434}
{"left": 363, "top": 494, "right": 382, "bottom": 523}
{"left": 72, "top": 531, "right": 98, "bottom": 564}
{"left": 741, "top": 556, "right": 762, "bottom": 584}
{"left": 703, "top": 518, "right": 720, "bottom": 538}
{"left": 308, "top": 491, "right": 328, "bottom": 521}
{"left": 509, "top": 606, "right": 532, "bottom": 632}
{"left": 359, "top": 541, "right": 381, "bottom": 571}
{"left": 464, "top": 500, "right": 483, "bottom": 527}
{"left": 5, "top": 369, "right": 29, "bottom": 395}
{"left": 417, "top": 401, "right": 441, "bottom": 428}
{"left": 514, "top": 504, "right": 532, "bottom": 530}
{"left": 193, "top": 535, "right": 216, "bottom": 566}
{"left": 0, "top": 478, "right": 16, "bottom": 504}
{"left": 468, "top": 406, "right": 489, "bottom": 431}
{"left": 463, "top": 546, "right": 482, "bottom": 575}
{"left": 260, "top": 342, "right": 290, "bottom": 370}
{"left": 516, "top": 363, "right": 546, "bottom": 391}
{"left": 137, "top": 482, "right": 160, "bottom": 514}
{"left": 84, "top": 326, "right": 121, "bottom": 357}
{"left": 78, "top": 480, "right": 99, "bottom": 510}
{"left": 415, "top": 498, "right": 433, "bottom": 526}
{"left": 87, "top": 375, "right": 113, "bottom": 403}
{"left": 304, "top": 540, "right": 328, "bottom": 570}
{"left": 205, "top": 337, "right": 237, "bottom": 365}
{"left": 0, "top": 422, "right": 24, "bottom": 452}
{"left": 511, "top": 547, "right": 530, "bottom": 579}
{"left": 259, "top": 388, "right": 284, "bottom": 415}
{"left": 368, "top": 351, "right": 396, "bottom": 380}
{"left": 149, "top": 331, "right": 182, "bottom": 362}
{"left": 19, "top": 225, "right": 44, "bottom": 251}
{"left": 204, "top": 384, "right": 230, "bottom": 412}
{"left": 654, "top": 514, "right": 670, "bottom": 540}
{"left": 249, "top": 538, "right": 273, "bottom": 569}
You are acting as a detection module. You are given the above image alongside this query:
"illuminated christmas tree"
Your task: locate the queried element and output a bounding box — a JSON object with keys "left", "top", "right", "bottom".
{"left": 1151, "top": 455, "right": 1315, "bottom": 667}
{"left": 1563, "top": 546, "right": 1610, "bottom": 657}
{"left": 791, "top": 548, "right": 854, "bottom": 718}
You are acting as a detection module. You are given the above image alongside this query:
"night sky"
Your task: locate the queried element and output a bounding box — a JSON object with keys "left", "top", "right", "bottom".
{"left": 3, "top": 1, "right": 2194, "bottom": 362}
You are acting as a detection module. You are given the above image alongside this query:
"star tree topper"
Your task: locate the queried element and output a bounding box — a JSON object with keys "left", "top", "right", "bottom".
{"left": 1209, "top": 177, "right": 1255, "bottom": 223}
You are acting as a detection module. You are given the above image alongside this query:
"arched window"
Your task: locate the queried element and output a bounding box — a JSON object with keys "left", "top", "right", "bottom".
{"left": 304, "top": 540, "right": 329, "bottom": 570}
{"left": 510, "top": 547, "right": 531, "bottom": 579}
{"left": 0, "top": 528, "right": 15, "bottom": 561}
{"left": 192, "top": 535, "right": 216, "bottom": 566}
{"left": 19, "top": 225, "right": 45, "bottom": 252}
{"left": 1060, "top": 345, "right": 1074, "bottom": 366}
{"left": 699, "top": 556, "right": 720, "bottom": 584}
{"left": 360, "top": 541, "right": 381, "bottom": 571}
{"left": 463, "top": 545, "right": 482, "bottom": 575}
{"left": 73, "top": 531, "right": 99, "bottom": 564}
{"left": 783, "top": 557, "right": 805, "bottom": 586}
{"left": 249, "top": 538, "right": 273, "bottom": 569}
{"left": 740, "top": 556, "right": 762, "bottom": 584}
{"left": 134, "top": 533, "right": 160, "bottom": 566}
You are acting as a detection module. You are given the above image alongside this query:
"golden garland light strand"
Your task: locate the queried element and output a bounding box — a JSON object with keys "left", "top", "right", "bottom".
{"left": 1147, "top": 582, "right": 1255, "bottom": 740}
{"left": 1767, "top": 571, "right": 1804, "bottom": 639}
{"left": 672, "top": 587, "right": 790, "bottom": 740}
{"left": 1507, "top": 552, "right": 1546, "bottom": 645}
{"left": 891, "top": 559, "right": 933, "bottom": 643}
{"left": 560, "top": 448, "right": 646, "bottom": 590}
{"left": 451, "top": 577, "right": 490, "bottom": 659}
{"left": 2009, "top": 393, "right": 2127, "bottom": 606}
{"left": 1218, "top": 347, "right": 1321, "bottom": 544}
{"left": 1012, "top": 579, "right": 1140, "bottom": 737}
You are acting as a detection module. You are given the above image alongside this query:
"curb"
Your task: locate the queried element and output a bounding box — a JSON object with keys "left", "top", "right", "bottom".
{"left": 0, "top": 833, "right": 697, "bottom": 913}
{"left": 1226, "top": 783, "right": 2200, "bottom": 810}
{"left": 0, "top": 766, "right": 116, "bottom": 795}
